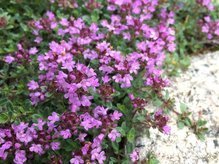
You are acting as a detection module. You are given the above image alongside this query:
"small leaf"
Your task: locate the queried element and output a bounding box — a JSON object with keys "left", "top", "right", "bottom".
{"left": 0, "top": 98, "right": 8, "bottom": 106}
{"left": 197, "top": 133, "right": 205, "bottom": 141}
{"left": 112, "top": 142, "right": 119, "bottom": 154}
{"left": 177, "top": 121, "right": 185, "bottom": 129}
{"left": 183, "top": 118, "right": 192, "bottom": 126}
{"left": 127, "top": 128, "right": 135, "bottom": 143}
{"left": 197, "top": 119, "right": 207, "bottom": 127}
{"left": 116, "top": 127, "right": 126, "bottom": 136}
{"left": 153, "top": 98, "right": 163, "bottom": 107}
{"left": 117, "top": 104, "right": 126, "bottom": 113}
{"left": 0, "top": 113, "right": 9, "bottom": 124}
{"left": 109, "top": 157, "right": 117, "bottom": 164}
{"left": 149, "top": 158, "right": 159, "bottom": 164}
{"left": 180, "top": 102, "right": 187, "bottom": 113}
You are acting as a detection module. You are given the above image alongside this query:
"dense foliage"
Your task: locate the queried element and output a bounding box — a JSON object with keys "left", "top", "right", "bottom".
{"left": 0, "top": 0, "right": 218, "bottom": 163}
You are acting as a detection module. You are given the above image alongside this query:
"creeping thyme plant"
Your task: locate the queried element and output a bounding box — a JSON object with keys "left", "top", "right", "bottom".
{"left": 0, "top": 0, "right": 219, "bottom": 163}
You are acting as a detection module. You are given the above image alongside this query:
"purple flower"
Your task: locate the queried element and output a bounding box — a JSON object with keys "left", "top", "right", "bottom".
{"left": 0, "top": 148, "right": 8, "bottom": 160}
{"left": 34, "top": 37, "right": 42, "bottom": 43}
{"left": 48, "top": 112, "right": 60, "bottom": 123}
{"left": 33, "top": 119, "right": 45, "bottom": 130}
{"left": 162, "top": 125, "right": 171, "bottom": 135}
{"left": 96, "top": 41, "right": 110, "bottom": 52}
{"left": 4, "top": 55, "right": 15, "bottom": 64}
{"left": 93, "top": 106, "right": 108, "bottom": 118}
{"left": 80, "top": 114, "right": 102, "bottom": 130}
{"left": 130, "top": 149, "right": 139, "bottom": 162}
{"left": 108, "top": 129, "right": 121, "bottom": 141}
{"left": 155, "top": 109, "right": 163, "bottom": 116}
{"left": 27, "top": 80, "right": 39, "bottom": 90}
{"left": 78, "top": 133, "right": 87, "bottom": 142}
{"left": 46, "top": 11, "right": 55, "bottom": 20}
{"left": 29, "top": 144, "right": 44, "bottom": 155}
{"left": 92, "top": 134, "right": 105, "bottom": 148}
{"left": 14, "top": 150, "right": 27, "bottom": 164}
{"left": 110, "top": 111, "right": 123, "bottom": 121}
{"left": 1, "top": 141, "right": 12, "bottom": 150}
{"left": 60, "top": 18, "right": 69, "bottom": 26}
{"left": 60, "top": 129, "right": 72, "bottom": 139}
{"left": 83, "top": 49, "right": 98, "bottom": 60}
{"left": 91, "top": 147, "right": 106, "bottom": 164}
{"left": 70, "top": 155, "right": 84, "bottom": 164}
{"left": 29, "top": 47, "right": 38, "bottom": 55}
{"left": 81, "top": 144, "right": 89, "bottom": 155}
{"left": 50, "top": 142, "right": 60, "bottom": 150}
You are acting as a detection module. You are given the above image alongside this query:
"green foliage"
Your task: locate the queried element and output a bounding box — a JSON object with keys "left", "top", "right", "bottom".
{"left": 176, "top": 102, "right": 208, "bottom": 141}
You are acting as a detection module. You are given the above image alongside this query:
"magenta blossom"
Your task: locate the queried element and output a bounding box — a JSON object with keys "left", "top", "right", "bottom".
{"left": 108, "top": 129, "right": 121, "bottom": 141}
{"left": 130, "top": 149, "right": 139, "bottom": 162}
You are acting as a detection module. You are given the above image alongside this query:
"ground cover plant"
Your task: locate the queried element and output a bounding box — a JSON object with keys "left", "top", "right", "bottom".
{"left": 0, "top": 0, "right": 219, "bottom": 163}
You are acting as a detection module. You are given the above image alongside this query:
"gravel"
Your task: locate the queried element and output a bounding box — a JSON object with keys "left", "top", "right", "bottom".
{"left": 139, "top": 51, "right": 219, "bottom": 164}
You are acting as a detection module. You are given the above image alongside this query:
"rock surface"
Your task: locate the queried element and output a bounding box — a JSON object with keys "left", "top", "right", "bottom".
{"left": 139, "top": 52, "right": 219, "bottom": 163}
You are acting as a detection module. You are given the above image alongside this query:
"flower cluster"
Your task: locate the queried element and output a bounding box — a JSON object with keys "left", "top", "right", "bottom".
{"left": 196, "top": 0, "right": 214, "bottom": 11}
{"left": 144, "top": 109, "right": 171, "bottom": 135}
{"left": 199, "top": 16, "right": 219, "bottom": 39}
{"left": 5, "top": 7, "right": 176, "bottom": 108}
{"left": 153, "top": 109, "right": 171, "bottom": 134}
{"left": 3, "top": 0, "right": 178, "bottom": 163}
{"left": 0, "top": 106, "right": 122, "bottom": 163}
{"left": 4, "top": 43, "right": 38, "bottom": 64}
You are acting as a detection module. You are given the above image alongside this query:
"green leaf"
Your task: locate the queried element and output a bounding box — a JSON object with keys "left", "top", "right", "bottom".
{"left": 0, "top": 98, "right": 8, "bottom": 106}
{"left": 149, "top": 158, "right": 159, "bottom": 164}
{"left": 180, "top": 102, "right": 187, "bottom": 113}
{"left": 197, "top": 133, "right": 205, "bottom": 141}
{"left": 116, "top": 127, "right": 126, "bottom": 136}
{"left": 111, "top": 142, "right": 119, "bottom": 154}
{"left": 0, "top": 113, "right": 9, "bottom": 124}
{"left": 183, "top": 118, "right": 192, "bottom": 126}
{"left": 127, "top": 128, "right": 135, "bottom": 143}
{"left": 109, "top": 157, "right": 117, "bottom": 164}
{"left": 121, "top": 159, "right": 130, "bottom": 164}
{"left": 117, "top": 104, "right": 126, "bottom": 113}
{"left": 197, "top": 119, "right": 207, "bottom": 127}
{"left": 153, "top": 98, "right": 163, "bottom": 107}
{"left": 177, "top": 121, "right": 185, "bottom": 129}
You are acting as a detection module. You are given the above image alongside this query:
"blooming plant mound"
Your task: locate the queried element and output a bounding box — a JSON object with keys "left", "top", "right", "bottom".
{"left": 0, "top": 0, "right": 218, "bottom": 163}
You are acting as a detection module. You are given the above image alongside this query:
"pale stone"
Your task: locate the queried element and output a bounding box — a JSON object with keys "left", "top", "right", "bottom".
{"left": 140, "top": 51, "right": 219, "bottom": 163}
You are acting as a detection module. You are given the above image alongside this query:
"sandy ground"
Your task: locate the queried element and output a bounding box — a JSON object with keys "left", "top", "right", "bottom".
{"left": 139, "top": 51, "right": 219, "bottom": 164}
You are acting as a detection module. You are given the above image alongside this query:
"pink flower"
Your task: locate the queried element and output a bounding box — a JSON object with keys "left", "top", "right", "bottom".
{"left": 27, "top": 80, "right": 39, "bottom": 90}
{"left": 34, "top": 37, "right": 42, "bottom": 43}
{"left": 60, "top": 18, "right": 69, "bottom": 26}
{"left": 14, "top": 150, "right": 26, "bottom": 164}
{"left": 29, "top": 47, "right": 38, "bottom": 55}
{"left": 81, "top": 144, "right": 90, "bottom": 155}
{"left": 60, "top": 129, "right": 72, "bottom": 139}
{"left": 33, "top": 119, "right": 45, "bottom": 130}
{"left": 91, "top": 147, "right": 106, "bottom": 164}
{"left": 29, "top": 144, "right": 43, "bottom": 155}
{"left": 162, "top": 125, "right": 171, "bottom": 135}
{"left": 130, "top": 149, "right": 139, "bottom": 162}
{"left": 70, "top": 155, "right": 84, "bottom": 164}
{"left": 108, "top": 129, "right": 121, "bottom": 141}
{"left": 50, "top": 142, "right": 60, "bottom": 150}
{"left": 110, "top": 111, "right": 123, "bottom": 121}
{"left": 78, "top": 133, "right": 87, "bottom": 142}
{"left": 96, "top": 41, "right": 110, "bottom": 52}
{"left": 0, "top": 149, "right": 8, "bottom": 160}
{"left": 93, "top": 106, "right": 108, "bottom": 118}
{"left": 48, "top": 112, "right": 60, "bottom": 123}
{"left": 4, "top": 55, "right": 15, "bottom": 64}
